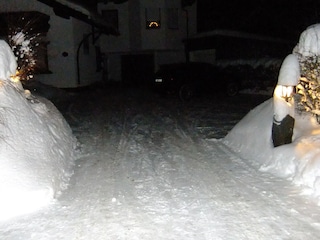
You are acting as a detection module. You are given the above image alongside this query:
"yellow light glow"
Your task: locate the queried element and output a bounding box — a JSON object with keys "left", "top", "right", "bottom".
{"left": 274, "top": 85, "right": 295, "bottom": 102}
{"left": 311, "top": 128, "right": 320, "bottom": 135}
{"left": 10, "top": 71, "right": 21, "bottom": 83}
{"left": 148, "top": 21, "right": 160, "bottom": 28}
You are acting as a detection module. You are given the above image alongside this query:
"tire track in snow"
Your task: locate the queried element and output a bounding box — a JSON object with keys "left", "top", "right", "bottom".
{"left": 66, "top": 90, "right": 320, "bottom": 239}
{"left": 101, "top": 99, "right": 223, "bottom": 237}
{"left": 101, "top": 93, "right": 320, "bottom": 239}
{"left": 5, "top": 89, "right": 320, "bottom": 240}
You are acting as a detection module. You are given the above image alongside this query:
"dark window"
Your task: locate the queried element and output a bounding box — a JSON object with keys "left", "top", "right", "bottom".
{"left": 145, "top": 8, "right": 161, "bottom": 29}
{"left": 101, "top": 9, "right": 119, "bottom": 31}
{"left": 167, "top": 8, "right": 179, "bottom": 29}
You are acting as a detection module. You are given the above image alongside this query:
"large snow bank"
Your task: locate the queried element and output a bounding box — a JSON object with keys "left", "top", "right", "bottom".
{"left": 0, "top": 40, "right": 76, "bottom": 220}
{"left": 224, "top": 24, "right": 320, "bottom": 203}
{"left": 0, "top": 41, "right": 17, "bottom": 80}
{"left": 224, "top": 99, "right": 320, "bottom": 201}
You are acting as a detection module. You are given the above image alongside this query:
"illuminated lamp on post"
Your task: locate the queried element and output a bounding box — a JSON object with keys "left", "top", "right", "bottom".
{"left": 272, "top": 54, "right": 300, "bottom": 147}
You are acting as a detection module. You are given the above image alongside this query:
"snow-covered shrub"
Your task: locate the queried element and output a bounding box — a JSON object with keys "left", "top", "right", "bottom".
{"left": 294, "top": 24, "right": 320, "bottom": 123}
{"left": 8, "top": 30, "right": 38, "bottom": 81}
{"left": 215, "top": 59, "right": 281, "bottom": 90}
{"left": 295, "top": 56, "right": 320, "bottom": 121}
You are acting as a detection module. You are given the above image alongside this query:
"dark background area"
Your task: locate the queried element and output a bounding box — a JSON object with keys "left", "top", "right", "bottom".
{"left": 197, "top": 0, "right": 320, "bottom": 41}
{"left": 70, "top": 0, "right": 320, "bottom": 41}
{"left": 30, "top": 0, "right": 320, "bottom": 90}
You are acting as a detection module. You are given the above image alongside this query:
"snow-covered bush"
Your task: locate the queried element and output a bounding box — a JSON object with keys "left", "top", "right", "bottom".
{"left": 225, "top": 24, "right": 320, "bottom": 203}
{"left": 9, "top": 30, "right": 38, "bottom": 80}
{"left": 7, "top": 26, "right": 41, "bottom": 81}
{"left": 294, "top": 24, "right": 320, "bottom": 123}
{"left": 295, "top": 56, "right": 320, "bottom": 120}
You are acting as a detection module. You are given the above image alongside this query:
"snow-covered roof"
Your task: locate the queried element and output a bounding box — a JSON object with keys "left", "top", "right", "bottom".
{"left": 188, "top": 29, "right": 293, "bottom": 44}
{"left": 214, "top": 57, "right": 282, "bottom": 69}
{"left": 293, "top": 24, "right": 320, "bottom": 57}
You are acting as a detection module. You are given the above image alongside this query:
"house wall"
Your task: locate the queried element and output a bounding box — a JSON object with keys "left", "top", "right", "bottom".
{"left": 99, "top": 2, "right": 131, "bottom": 52}
{"left": 72, "top": 19, "right": 103, "bottom": 87}
{"left": 98, "top": 0, "right": 197, "bottom": 83}
{"left": 0, "top": 0, "right": 101, "bottom": 88}
{"left": 42, "top": 16, "right": 77, "bottom": 88}
{"left": 128, "top": 0, "right": 142, "bottom": 51}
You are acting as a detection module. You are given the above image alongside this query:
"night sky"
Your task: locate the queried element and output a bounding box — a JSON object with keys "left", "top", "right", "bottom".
{"left": 197, "top": 0, "right": 320, "bottom": 41}
{"left": 68, "top": 0, "right": 320, "bottom": 41}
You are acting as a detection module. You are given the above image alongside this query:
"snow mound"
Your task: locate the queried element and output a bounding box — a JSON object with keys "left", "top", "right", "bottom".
{"left": 0, "top": 81, "right": 76, "bottom": 220}
{"left": 223, "top": 99, "right": 274, "bottom": 163}
{"left": 0, "top": 40, "right": 17, "bottom": 80}
{"left": 224, "top": 99, "right": 320, "bottom": 202}
{"left": 225, "top": 23, "right": 320, "bottom": 203}
{"left": 0, "top": 39, "right": 76, "bottom": 221}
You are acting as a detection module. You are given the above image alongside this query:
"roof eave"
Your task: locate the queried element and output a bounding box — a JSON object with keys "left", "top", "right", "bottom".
{"left": 37, "top": 0, "right": 119, "bottom": 35}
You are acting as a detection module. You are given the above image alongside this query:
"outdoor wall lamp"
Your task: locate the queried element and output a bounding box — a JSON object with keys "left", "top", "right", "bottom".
{"left": 274, "top": 85, "right": 295, "bottom": 102}
{"left": 272, "top": 54, "right": 300, "bottom": 147}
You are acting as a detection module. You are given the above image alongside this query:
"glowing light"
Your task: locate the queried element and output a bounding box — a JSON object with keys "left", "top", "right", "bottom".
{"left": 8, "top": 30, "right": 39, "bottom": 81}
{"left": 149, "top": 21, "right": 159, "bottom": 27}
{"left": 146, "top": 21, "right": 161, "bottom": 29}
{"left": 274, "top": 85, "right": 295, "bottom": 102}
{"left": 0, "top": 188, "right": 53, "bottom": 221}
{"left": 10, "top": 70, "right": 21, "bottom": 83}
{"left": 311, "top": 128, "right": 320, "bottom": 135}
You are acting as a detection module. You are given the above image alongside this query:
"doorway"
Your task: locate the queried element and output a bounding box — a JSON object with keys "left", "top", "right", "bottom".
{"left": 121, "top": 54, "right": 154, "bottom": 87}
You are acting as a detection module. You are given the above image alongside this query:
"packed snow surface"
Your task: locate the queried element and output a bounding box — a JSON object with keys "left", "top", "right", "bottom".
{"left": 224, "top": 98, "right": 320, "bottom": 200}
{"left": 1, "top": 85, "right": 320, "bottom": 239}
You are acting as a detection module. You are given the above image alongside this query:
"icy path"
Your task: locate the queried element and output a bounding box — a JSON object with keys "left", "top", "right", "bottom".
{"left": 1, "top": 86, "right": 320, "bottom": 239}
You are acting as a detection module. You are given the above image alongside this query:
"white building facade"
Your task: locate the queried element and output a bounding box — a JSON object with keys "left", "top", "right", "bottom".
{"left": 0, "top": 0, "right": 196, "bottom": 88}
{"left": 98, "top": 0, "right": 197, "bottom": 86}
{"left": 0, "top": 0, "right": 103, "bottom": 88}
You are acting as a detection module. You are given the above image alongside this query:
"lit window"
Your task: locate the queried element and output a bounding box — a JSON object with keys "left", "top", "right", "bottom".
{"left": 145, "top": 8, "right": 161, "bottom": 29}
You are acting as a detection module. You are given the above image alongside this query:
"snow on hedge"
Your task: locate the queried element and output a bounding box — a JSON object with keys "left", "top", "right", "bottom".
{"left": 224, "top": 24, "right": 320, "bottom": 203}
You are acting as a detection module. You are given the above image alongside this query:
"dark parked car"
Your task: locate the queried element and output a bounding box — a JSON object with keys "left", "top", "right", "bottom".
{"left": 152, "top": 62, "right": 240, "bottom": 101}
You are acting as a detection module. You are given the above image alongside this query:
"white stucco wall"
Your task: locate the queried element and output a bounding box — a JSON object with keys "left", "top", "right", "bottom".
{"left": 98, "top": 2, "right": 131, "bottom": 52}
{"left": 98, "top": 0, "right": 196, "bottom": 82}
{"left": 0, "top": 0, "right": 101, "bottom": 88}
{"left": 128, "top": 0, "right": 142, "bottom": 51}
{"left": 72, "top": 19, "right": 102, "bottom": 87}
{"left": 99, "top": 0, "right": 196, "bottom": 52}
{"left": 42, "top": 16, "right": 77, "bottom": 88}
{"left": 139, "top": 0, "right": 166, "bottom": 50}
{"left": 106, "top": 53, "right": 122, "bottom": 82}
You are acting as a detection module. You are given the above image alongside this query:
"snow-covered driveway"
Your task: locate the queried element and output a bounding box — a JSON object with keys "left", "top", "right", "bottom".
{"left": 1, "top": 86, "right": 320, "bottom": 239}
